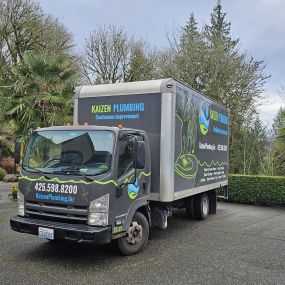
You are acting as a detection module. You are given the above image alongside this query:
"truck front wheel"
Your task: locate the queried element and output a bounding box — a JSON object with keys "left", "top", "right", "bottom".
{"left": 117, "top": 212, "right": 149, "bottom": 255}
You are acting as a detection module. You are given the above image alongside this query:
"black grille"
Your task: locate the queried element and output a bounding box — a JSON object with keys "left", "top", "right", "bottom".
{"left": 25, "top": 201, "right": 88, "bottom": 224}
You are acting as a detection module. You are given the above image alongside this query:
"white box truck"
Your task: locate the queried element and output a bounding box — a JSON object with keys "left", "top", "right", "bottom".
{"left": 11, "top": 78, "right": 229, "bottom": 255}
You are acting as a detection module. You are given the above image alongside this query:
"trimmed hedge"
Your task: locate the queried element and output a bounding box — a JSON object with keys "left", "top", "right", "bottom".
{"left": 226, "top": 174, "right": 285, "bottom": 207}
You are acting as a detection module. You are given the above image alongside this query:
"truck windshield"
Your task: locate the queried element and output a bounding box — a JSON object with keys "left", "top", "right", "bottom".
{"left": 23, "top": 130, "right": 115, "bottom": 176}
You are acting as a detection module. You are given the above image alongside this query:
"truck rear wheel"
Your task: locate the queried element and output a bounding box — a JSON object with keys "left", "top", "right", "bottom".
{"left": 117, "top": 212, "right": 149, "bottom": 256}
{"left": 193, "top": 193, "right": 209, "bottom": 220}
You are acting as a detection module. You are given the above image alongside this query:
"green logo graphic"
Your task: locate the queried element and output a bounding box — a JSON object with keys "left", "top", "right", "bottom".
{"left": 199, "top": 101, "right": 210, "bottom": 135}
{"left": 128, "top": 178, "right": 139, "bottom": 199}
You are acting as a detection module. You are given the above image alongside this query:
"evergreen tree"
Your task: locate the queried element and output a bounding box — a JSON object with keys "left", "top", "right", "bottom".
{"left": 272, "top": 107, "right": 285, "bottom": 139}
{"left": 204, "top": 0, "right": 238, "bottom": 52}
{"left": 124, "top": 42, "right": 155, "bottom": 82}
{"left": 157, "top": 13, "right": 206, "bottom": 90}
{"left": 156, "top": 0, "right": 269, "bottom": 174}
{"left": 267, "top": 108, "right": 285, "bottom": 176}
{"left": 179, "top": 14, "right": 207, "bottom": 90}
{"left": 181, "top": 14, "right": 200, "bottom": 44}
{"left": 241, "top": 116, "right": 268, "bottom": 175}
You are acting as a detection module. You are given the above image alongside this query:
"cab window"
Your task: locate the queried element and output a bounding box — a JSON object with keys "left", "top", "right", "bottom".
{"left": 117, "top": 136, "right": 135, "bottom": 178}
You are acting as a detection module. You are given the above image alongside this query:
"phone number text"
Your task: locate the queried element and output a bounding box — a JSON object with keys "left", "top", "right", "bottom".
{"left": 34, "top": 182, "right": 78, "bottom": 195}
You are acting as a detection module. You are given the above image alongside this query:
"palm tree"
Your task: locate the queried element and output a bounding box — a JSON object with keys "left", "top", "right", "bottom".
{"left": 0, "top": 52, "right": 77, "bottom": 137}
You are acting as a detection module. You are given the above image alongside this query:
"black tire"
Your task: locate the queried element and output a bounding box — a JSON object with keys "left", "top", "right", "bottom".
{"left": 117, "top": 212, "right": 149, "bottom": 256}
{"left": 185, "top": 197, "right": 195, "bottom": 219}
{"left": 193, "top": 193, "right": 209, "bottom": 220}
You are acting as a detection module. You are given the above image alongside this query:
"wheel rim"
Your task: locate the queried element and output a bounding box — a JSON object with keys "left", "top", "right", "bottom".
{"left": 202, "top": 197, "right": 209, "bottom": 216}
{"left": 126, "top": 221, "right": 143, "bottom": 245}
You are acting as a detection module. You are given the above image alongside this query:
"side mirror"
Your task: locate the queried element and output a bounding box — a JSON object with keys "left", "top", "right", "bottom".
{"left": 136, "top": 141, "right": 145, "bottom": 169}
{"left": 14, "top": 141, "right": 21, "bottom": 164}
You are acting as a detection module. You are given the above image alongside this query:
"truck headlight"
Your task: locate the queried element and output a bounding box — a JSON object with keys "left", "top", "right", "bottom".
{"left": 88, "top": 194, "right": 109, "bottom": 226}
{"left": 17, "top": 191, "right": 25, "bottom": 217}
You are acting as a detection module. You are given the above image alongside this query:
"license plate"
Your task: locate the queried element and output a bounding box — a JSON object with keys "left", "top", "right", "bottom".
{"left": 38, "top": 227, "right": 54, "bottom": 240}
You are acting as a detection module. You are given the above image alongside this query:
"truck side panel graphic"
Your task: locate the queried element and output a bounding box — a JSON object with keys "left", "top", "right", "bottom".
{"left": 175, "top": 84, "right": 228, "bottom": 192}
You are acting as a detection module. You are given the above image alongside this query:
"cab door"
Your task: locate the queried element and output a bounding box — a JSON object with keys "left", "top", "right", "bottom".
{"left": 111, "top": 133, "right": 150, "bottom": 234}
{"left": 117, "top": 134, "right": 149, "bottom": 200}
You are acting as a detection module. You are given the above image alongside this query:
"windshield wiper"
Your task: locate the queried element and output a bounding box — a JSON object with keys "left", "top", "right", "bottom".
{"left": 22, "top": 164, "right": 51, "bottom": 179}
{"left": 53, "top": 168, "right": 94, "bottom": 182}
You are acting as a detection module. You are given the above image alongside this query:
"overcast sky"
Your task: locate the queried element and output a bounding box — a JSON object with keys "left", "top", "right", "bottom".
{"left": 39, "top": 0, "right": 285, "bottom": 126}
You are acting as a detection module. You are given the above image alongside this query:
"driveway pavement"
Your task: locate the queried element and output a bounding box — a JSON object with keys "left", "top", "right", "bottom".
{"left": 0, "top": 188, "right": 284, "bottom": 285}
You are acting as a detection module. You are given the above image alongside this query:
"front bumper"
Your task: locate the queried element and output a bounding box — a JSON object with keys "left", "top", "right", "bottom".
{"left": 10, "top": 216, "right": 112, "bottom": 244}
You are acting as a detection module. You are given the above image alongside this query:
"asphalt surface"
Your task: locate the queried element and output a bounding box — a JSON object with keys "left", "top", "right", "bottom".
{"left": 0, "top": 182, "right": 285, "bottom": 285}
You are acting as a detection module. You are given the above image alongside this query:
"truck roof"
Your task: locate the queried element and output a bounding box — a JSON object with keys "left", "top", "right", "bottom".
{"left": 75, "top": 78, "right": 174, "bottom": 98}
{"left": 74, "top": 78, "right": 228, "bottom": 112}
{"left": 36, "top": 125, "right": 145, "bottom": 134}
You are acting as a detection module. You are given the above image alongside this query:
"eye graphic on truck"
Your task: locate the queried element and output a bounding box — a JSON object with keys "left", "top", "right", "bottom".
{"left": 199, "top": 102, "right": 210, "bottom": 135}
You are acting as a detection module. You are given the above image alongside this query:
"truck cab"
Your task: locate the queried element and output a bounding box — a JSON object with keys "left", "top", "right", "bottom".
{"left": 11, "top": 125, "right": 152, "bottom": 255}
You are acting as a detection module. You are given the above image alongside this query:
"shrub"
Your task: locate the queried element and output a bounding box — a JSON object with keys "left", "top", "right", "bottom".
{"left": 0, "top": 167, "right": 6, "bottom": 180}
{"left": 225, "top": 174, "right": 285, "bottom": 207}
{"left": 0, "top": 157, "right": 14, "bottom": 174}
{"left": 10, "top": 183, "right": 19, "bottom": 201}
